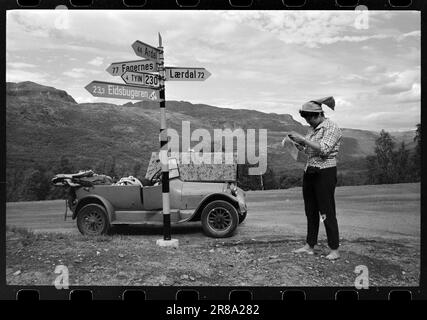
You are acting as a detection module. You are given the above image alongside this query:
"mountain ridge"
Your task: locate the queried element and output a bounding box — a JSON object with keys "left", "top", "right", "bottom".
{"left": 6, "top": 81, "right": 416, "bottom": 177}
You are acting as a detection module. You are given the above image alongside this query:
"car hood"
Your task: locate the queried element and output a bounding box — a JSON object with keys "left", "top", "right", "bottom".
{"left": 181, "top": 180, "right": 227, "bottom": 195}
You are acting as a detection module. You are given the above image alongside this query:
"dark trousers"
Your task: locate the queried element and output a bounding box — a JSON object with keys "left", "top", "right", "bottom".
{"left": 302, "top": 166, "right": 339, "bottom": 250}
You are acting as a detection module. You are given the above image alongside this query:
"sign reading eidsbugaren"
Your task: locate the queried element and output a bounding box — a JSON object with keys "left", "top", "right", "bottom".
{"left": 84, "top": 81, "right": 159, "bottom": 101}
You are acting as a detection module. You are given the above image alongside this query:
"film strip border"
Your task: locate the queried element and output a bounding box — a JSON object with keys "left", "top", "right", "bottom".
{"left": 4, "top": 286, "right": 423, "bottom": 301}
{"left": 1, "top": 0, "right": 426, "bottom": 302}
{"left": 1, "top": 0, "right": 424, "bottom": 9}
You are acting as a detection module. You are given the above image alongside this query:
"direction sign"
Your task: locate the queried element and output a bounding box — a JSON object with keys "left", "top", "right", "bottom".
{"left": 165, "top": 67, "right": 211, "bottom": 81}
{"left": 121, "top": 71, "right": 160, "bottom": 88}
{"left": 85, "top": 81, "right": 160, "bottom": 101}
{"left": 106, "top": 59, "right": 158, "bottom": 76}
{"left": 132, "top": 40, "right": 160, "bottom": 62}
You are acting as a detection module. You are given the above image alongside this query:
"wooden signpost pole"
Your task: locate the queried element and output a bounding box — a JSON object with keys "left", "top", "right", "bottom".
{"left": 157, "top": 33, "right": 172, "bottom": 242}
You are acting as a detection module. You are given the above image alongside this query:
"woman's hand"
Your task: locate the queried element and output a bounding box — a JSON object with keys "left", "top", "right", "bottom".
{"left": 295, "top": 144, "right": 305, "bottom": 151}
{"left": 289, "top": 132, "right": 306, "bottom": 145}
{"left": 281, "top": 137, "right": 286, "bottom": 147}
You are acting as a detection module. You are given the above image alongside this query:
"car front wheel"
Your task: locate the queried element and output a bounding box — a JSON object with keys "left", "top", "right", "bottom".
{"left": 238, "top": 211, "right": 247, "bottom": 224}
{"left": 201, "top": 200, "right": 239, "bottom": 238}
{"left": 77, "top": 204, "right": 110, "bottom": 236}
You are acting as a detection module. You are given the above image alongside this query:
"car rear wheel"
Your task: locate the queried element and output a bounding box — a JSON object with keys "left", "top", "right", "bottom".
{"left": 77, "top": 204, "right": 110, "bottom": 236}
{"left": 201, "top": 200, "right": 239, "bottom": 238}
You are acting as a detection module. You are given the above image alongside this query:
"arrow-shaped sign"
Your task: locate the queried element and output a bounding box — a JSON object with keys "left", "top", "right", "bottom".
{"left": 132, "top": 40, "right": 161, "bottom": 62}
{"left": 85, "top": 81, "right": 160, "bottom": 101}
{"left": 165, "top": 67, "right": 211, "bottom": 81}
{"left": 121, "top": 71, "right": 160, "bottom": 88}
{"left": 106, "top": 59, "right": 158, "bottom": 76}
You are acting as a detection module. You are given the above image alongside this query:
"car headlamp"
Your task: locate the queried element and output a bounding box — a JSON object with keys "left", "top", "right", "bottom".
{"left": 230, "top": 183, "right": 237, "bottom": 196}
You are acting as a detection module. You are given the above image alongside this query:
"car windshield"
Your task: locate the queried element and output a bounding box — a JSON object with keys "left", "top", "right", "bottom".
{"left": 169, "top": 158, "right": 180, "bottom": 179}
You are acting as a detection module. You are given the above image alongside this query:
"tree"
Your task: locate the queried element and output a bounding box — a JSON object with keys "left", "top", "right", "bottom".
{"left": 59, "top": 155, "right": 74, "bottom": 173}
{"left": 262, "top": 167, "right": 279, "bottom": 190}
{"left": 367, "top": 130, "right": 396, "bottom": 184}
{"left": 366, "top": 127, "right": 421, "bottom": 185}
{"left": 24, "top": 167, "right": 51, "bottom": 200}
{"left": 394, "top": 142, "right": 410, "bottom": 182}
{"left": 133, "top": 162, "right": 142, "bottom": 178}
{"left": 411, "top": 123, "right": 421, "bottom": 180}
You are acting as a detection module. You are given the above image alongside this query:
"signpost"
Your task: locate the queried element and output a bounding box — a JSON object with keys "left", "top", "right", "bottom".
{"left": 121, "top": 71, "right": 160, "bottom": 88}
{"left": 157, "top": 33, "right": 172, "bottom": 244}
{"left": 106, "top": 59, "right": 158, "bottom": 76}
{"left": 85, "top": 34, "right": 211, "bottom": 247}
{"left": 84, "top": 81, "right": 159, "bottom": 101}
{"left": 165, "top": 67, "right": 211, "bottom": 81}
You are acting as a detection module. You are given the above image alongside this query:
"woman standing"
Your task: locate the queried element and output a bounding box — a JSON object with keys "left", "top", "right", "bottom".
{"left": 287, "top": 96, "right": 342, "bottom": 260}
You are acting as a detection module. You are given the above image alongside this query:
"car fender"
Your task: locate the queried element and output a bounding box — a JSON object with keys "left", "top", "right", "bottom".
{"left": 72, "top": 194, "right": 115, "bottom": 222}
{"left": 189, "top": 192, "right": 240, "bottom": 222}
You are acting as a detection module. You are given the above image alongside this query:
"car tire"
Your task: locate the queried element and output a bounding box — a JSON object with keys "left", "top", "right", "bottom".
{"left": 77, "top": 204, "right": 110, "bottom": 236}
{"left": 238, "top": 211, "right": 247, "bottom": 224}
{"left": 201, "top": 200, "right": 239, "bottom": 238}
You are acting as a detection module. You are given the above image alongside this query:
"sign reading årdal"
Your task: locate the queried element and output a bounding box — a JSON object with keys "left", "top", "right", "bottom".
{"left": 106, "top": 60, "right": 158, "bottom": 76}
{"left": 132, "top": 40, "right": 161, "bottom": 62}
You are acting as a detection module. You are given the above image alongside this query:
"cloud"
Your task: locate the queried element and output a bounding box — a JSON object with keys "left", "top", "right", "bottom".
{"left": 378, "top": 69, "right": 420, "bottom": 95}
{"left": 220, "top": 11, "right": 420, "bottom": 48}
{"left": 364, "top": 65, "right": 387, "bottom": 74}
{"left": 335, "top": 97, "right": 353, "bottom": 109}
{"left": 63, "top": 67, "right": 101, "bottom": 79}
{"left": 361, "top": 110, "right": 420, "bottom": 131}
{"left": 396, "top": 83, "right": 420, "bottom": 103}
{"left": 397, "top": 30, "right": 421, "bottom": 41}
{"left": 88, "top": 56, "right": 104, "bottom": 66}
{"left": 63, "top": 68, "right": 87, "bottom": 78}
{"left": 221, "top": 11, "right": 388, "bottom": 48}
{"left": 7, "top": 62, "right": 37, "bottom": 69}
{"left": 6, "top": 69, "right": 48, "bottom": 83}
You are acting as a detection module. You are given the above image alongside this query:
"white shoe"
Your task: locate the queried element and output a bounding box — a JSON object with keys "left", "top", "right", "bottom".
{"left": 326, "top": 250, "right": 340, "bottom": 260}
{"left": 292, "top": 244, "right": 314, "bottom": 255}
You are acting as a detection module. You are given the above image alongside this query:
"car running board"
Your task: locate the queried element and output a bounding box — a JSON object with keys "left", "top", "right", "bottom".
{"left": 111, "top": 210, "right": 194, "bottom": 225}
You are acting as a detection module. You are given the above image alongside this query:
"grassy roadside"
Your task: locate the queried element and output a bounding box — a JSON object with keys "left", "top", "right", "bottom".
{"left": 6, "top": 225, "right": 420, "bottom": 287}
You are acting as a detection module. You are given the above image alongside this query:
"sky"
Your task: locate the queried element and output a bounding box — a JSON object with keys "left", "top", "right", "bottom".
{"left": 6, "top": 9, "right": 420, "bottom": 131}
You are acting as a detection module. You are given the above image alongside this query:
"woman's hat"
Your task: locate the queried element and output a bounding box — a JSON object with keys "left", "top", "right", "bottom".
{"left": 300, "top": 96, "right": 335, "bottom": 113}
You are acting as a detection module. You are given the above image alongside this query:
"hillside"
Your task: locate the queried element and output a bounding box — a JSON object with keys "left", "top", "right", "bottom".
{"left": 5, "top": 81, "right": 417, "bottom": 199}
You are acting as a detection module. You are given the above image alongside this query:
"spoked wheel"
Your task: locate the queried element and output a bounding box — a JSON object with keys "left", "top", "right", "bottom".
{"left": 77, "top": 204, "right": 110, "bottom": 236}
{"left": 201, "top": 200, "right": 238, "bottom": 238}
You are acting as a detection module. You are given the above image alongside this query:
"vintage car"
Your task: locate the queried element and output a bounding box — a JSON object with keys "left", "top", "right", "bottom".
{"left": 52, "top": 157, "right": 247, "bottom": 238}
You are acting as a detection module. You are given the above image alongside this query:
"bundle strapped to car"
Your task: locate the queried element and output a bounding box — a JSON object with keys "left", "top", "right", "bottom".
{"left": 52, "top": 170, "right": 113, "bottom": 188}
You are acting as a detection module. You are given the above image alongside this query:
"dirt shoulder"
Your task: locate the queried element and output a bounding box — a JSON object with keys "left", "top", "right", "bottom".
{"left": 6, "top": 226, "right": 419, "bottom": 287}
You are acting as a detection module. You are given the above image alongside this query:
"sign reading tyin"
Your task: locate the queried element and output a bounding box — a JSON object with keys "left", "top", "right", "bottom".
{"left": 106, "top": 60, "right": 158, "bottom": 76}
{"left": 122, "top": 71, "right": 160, "bottom": 88}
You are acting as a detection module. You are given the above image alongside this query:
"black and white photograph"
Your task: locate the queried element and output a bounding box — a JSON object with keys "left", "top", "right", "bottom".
{"left": 5, "top": 9, "right": 420, "bottom": 288}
